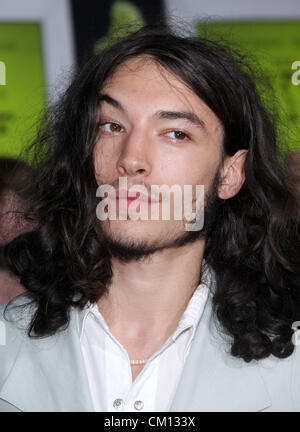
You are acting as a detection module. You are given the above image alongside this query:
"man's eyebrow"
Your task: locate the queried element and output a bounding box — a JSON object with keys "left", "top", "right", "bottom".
{"left": 98, "top": 94, "right": 125, "bottom": 112}
{"left": 98, "top": 94, "right": 206, "bottom": 131}
{"left": 154, "top": 110, "right": 206, "bottom": 131}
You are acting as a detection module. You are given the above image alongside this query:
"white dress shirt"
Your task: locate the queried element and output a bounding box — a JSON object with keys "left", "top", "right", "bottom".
{"left": 78, "top": 266, "right": 211, "bottom": 412}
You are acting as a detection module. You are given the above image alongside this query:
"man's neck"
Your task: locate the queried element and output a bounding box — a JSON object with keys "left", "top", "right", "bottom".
{"left": 96, "top": 239, "right": 205, "bottom": 343}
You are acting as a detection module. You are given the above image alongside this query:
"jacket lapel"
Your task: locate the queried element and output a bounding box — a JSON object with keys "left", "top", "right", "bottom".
{"left": 170, "top": 291, "right": 272, "bottom": 412}
{"left": 1, "top": 285, "right": 272, "bottom": 412}
{"left": 0, "top": 306, "right": 94, "bottom": 412}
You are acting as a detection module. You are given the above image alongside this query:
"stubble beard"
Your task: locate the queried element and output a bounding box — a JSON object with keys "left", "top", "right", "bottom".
{"left": 98, "top": 171, "right": 222, "bottom": 263}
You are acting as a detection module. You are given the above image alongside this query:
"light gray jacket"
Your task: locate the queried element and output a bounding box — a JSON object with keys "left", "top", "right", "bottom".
{"left": 0, "top": 286, "right": 300, "bottom": 412}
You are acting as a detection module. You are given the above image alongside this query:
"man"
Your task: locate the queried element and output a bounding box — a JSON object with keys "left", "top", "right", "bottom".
{"left": 1, "top": 26, "right": 300, "bottom": 412}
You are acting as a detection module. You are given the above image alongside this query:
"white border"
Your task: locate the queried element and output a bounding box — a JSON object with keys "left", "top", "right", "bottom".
{"left": 0, "top": 0, "right": 75, "bottom": 101}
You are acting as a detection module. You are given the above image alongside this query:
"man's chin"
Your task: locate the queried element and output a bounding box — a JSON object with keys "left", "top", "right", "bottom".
{"left": 105, "top": 238, "right": 160, "bottom": 262}
{"left": 97, "top": 174, "right": 221, "bottom": 262}
{"left": 99, "top": 221, "right": 161, "bottom": 261}
{"left": 99, "top": 223, "right": 205, "bottom": 263}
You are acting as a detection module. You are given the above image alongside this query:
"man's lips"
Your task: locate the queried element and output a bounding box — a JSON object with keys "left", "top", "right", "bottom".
{"left": 112, "top": 189, "right": 159, "bottom": 204}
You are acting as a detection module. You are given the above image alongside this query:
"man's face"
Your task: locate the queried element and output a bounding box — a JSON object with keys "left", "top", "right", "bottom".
{"left": 93, "top": 56, "right": 224, "bottom": 259}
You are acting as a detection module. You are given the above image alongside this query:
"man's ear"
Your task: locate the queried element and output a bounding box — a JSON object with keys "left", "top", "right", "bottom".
{"left": 218, "top": 149, "right": 248, "bottom": 199}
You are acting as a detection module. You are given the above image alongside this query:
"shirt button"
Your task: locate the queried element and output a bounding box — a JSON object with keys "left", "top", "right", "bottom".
{"left": 134, "top": 400, "right": 144, "bottom": 410}
{"left": 113, "top": 398, "right": 124, "bottom": 410}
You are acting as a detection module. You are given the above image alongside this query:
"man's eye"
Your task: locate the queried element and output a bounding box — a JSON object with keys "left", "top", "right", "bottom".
{"left": 165, "top": 130, "right": 190, "bottom": 140}
{"left": 99, "top": 122, "right": 123, "bottom": 133}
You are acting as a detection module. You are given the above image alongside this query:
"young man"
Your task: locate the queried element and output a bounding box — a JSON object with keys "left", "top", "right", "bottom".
{"left": 1, "top": 26, "right": 300, "bottom": 412}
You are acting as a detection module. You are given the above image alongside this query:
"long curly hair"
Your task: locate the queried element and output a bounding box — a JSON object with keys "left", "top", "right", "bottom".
{"left": 4, "top": 25, "right": 300, "bottom": 362}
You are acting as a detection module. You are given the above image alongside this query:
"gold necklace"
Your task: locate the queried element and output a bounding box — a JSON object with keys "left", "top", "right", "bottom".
{"left": 130, "top": 359, "right": 147, "bottom": 365}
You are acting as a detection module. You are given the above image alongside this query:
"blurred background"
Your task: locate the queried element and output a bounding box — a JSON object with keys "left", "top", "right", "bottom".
{"left": 0, "top": 0, "right": 299, "bottom": 159}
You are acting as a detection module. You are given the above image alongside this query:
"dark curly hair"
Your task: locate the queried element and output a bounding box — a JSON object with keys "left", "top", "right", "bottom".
{"left": 4, "top": 25, "right": 300, "bottom": 362}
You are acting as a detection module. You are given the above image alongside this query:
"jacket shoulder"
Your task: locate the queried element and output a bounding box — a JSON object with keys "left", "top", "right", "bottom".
{"left": 258, "top": 342, "right": 300, "bottom": 411}
{"left": 0, "top": 295, "right": 36, "bottom": 387}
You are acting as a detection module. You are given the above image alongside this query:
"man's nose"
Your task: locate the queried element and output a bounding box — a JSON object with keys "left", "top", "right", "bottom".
{"left": 116, "top": 130, "right": 152, "bottom": 177}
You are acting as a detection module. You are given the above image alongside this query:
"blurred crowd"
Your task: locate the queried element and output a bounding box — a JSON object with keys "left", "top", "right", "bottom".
{"left": 0, "top": 157, "right": 35, "bottom": 304}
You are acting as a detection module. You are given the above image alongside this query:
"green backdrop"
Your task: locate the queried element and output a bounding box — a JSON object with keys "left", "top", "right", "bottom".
{"left": 0, "top": 22, "right": 45, "bottom": 158}
{"left": 0, "top": 20, "right": 299, "bottom": 159}
{"left": 197, "top": 20, "right": 300, "bottom": 151}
